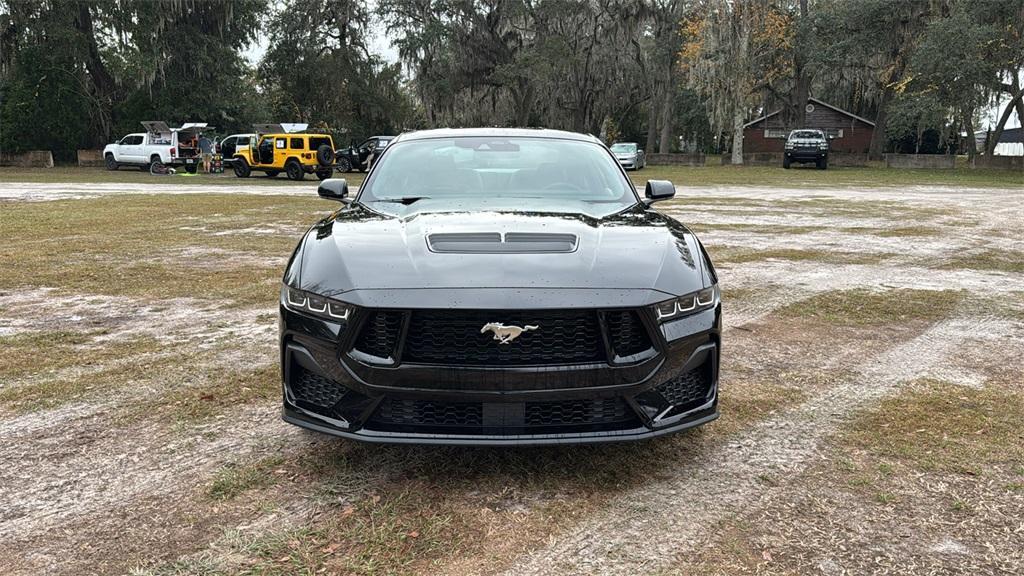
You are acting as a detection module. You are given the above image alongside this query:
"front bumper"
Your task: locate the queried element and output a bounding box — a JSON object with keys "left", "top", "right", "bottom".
{"left": 279, "top": 304, "right": 721, "bottom": 446}
{"left": 616, "top": 157, "right": 639, "bottom": 169}
{"left": 785, "top": 149, "right": 827, "bottom": 162}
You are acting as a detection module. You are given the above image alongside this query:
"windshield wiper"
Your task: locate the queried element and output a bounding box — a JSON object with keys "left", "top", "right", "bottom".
{"left": 373, "top": 196, "right": 431, "bottom": 205}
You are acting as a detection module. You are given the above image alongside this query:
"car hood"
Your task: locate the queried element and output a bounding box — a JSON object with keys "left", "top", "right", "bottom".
{"left": 613, "top": 151, "right": 638, "bottom": 157}
{"left": 291, "top": 203, "right": 707, "bottom": 307}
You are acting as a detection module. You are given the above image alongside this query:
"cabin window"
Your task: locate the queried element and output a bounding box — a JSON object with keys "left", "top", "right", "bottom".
{"left": 290, "top": 138, "right": 304, "bottom": 149}
{"left": 276, "top": 138, "right": 286, "bottom": 149}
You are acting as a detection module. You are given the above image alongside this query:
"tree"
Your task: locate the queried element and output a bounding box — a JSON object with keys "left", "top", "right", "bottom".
{"left": 1, "top": 0, "right": 267, "bottom": 158}
{"left": 682, "top": 0, "right": 791, "bottom": 164}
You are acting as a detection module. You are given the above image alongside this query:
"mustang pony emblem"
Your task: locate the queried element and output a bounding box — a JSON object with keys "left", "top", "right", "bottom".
{"left": 481, "top": 322, "right": 539, "bottom": 344}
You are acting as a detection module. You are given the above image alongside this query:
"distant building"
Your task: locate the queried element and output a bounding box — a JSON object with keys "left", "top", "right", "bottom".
{"left": 743, "top": 97, "right": 875, "bottom": 154}
{"left": 974, "top": 127, "right": 1023, "bottom": 156}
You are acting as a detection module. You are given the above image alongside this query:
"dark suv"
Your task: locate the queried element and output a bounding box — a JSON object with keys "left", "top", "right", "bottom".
{"left": 335, "top": 135, "right": 395, "bottom": 172}
{"left": 783, "top": 129, "right": 829, "bottom": 169}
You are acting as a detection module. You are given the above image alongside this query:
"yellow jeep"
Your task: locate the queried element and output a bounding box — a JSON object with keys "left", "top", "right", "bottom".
{"left": 232, "top": 124, "right": 335, "bottom": 180}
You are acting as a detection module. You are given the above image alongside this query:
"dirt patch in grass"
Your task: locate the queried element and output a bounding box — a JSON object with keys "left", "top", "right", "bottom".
{"left": 677, "top": 378, "right": 1024, "bottom": 575}
{"left": 941, "top": 249, "right": 1024, "bottom": 274}
{"left": 0, "top": 194, "right": 322, "bottom": 305}
{"left": 778, "top": 288, "right": 964, "bottom": 326}
{"left": 716, "top": 247, "right": 893, "bottom": 266}
{"left": 0, "top": 166, "right": 368, "bottom": 188}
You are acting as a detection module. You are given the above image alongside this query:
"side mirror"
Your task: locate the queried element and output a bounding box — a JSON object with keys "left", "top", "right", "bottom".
{"left": 317, "top": 178, "right": 350, "bottom": 203}
{"left": 644, "top": 180, "right": 675, "bottom": 205}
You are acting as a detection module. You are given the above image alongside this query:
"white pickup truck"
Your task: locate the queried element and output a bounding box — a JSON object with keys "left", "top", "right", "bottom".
{"left": 103, "top": 121, "right": 209, "bottom": 172}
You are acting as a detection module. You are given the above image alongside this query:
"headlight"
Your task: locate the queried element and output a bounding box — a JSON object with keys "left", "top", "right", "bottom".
{"left": 282, "top": 285, "right": 352, "bottom": 321}
{"left": 653, "top": 285, "right": 719, "bottom": 322}
{"left": 819, "top": 143, "right": 828, "bottom": 149}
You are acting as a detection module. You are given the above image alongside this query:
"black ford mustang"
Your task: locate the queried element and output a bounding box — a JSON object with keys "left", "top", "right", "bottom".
{"left": 279, "top": 128, "right": 721, "bottom": 445}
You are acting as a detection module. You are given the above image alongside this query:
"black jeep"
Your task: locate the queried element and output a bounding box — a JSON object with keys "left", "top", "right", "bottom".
{"left": 335, "top": 135, "right": 395, "bottom": 172}
{"left": 783, "top": 129, "right": 829, "bottom": 169}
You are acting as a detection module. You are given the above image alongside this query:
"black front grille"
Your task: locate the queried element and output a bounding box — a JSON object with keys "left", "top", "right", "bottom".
{"left": 353, "top": 311, "right": 404, "bottom": 359}
{"left": 367, "top": 396, "right": 639, "bottom": 433}
{"left": 656, "top": 366, "right": 712, "bottom": 410}
{"left": 402, "top": 309, "right": 604, "bottom": 365}
{"left": 604, "top": 310, "right": 653, "bottom": 358}
{"left": 373, "top": 398, "right": 483, "bottom": 427}
{"left": 291, "top": 366, "right": 345, "bottom": 408}
{"left": 525, "top": 398, "right": 631, "bottom": 426}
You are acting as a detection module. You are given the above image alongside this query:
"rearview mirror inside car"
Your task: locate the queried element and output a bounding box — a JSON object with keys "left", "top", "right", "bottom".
{"left": 317, "top": 179, "right": 350, "bottom": 203}
{"left": 644, "top": 180, "right": 675, "bottom": 205}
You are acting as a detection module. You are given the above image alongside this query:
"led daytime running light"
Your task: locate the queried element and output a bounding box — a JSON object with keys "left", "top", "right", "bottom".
{"left": 285, "top": 287, "right": 351, "bottom": 320}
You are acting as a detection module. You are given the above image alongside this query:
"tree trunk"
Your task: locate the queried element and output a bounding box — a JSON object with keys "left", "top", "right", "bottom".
{"left": 658, "top": 79, "right": 675, "bottom": 153}
{"left": 646, "top": 94, "right": 659, "bottom": 154}
{"left": 963, "top": 107, "right": 976, "bottom": 162}
{"left": 791, "top": 0, "right": 811, "bottom": 128}
{"left": 731, "top": 107, "right": 745, "bottom": 165}
{"left": 987, "top": 77, "right": 1024, "bottom": 156}
{"left": 869, "top": 88, "right": 893, "bottom": 161}
{"left": 73, "top": 1, "right": 117, "bottom": 145}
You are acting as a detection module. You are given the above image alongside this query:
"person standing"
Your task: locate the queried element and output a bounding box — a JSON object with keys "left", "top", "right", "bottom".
{"left": 198, "top": 133, "right": 213, "bottom": 174}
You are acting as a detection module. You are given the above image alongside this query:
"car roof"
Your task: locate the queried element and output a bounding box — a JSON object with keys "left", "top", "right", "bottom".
{"left": 393, "top": 127, "right": 601, "bottom": 144}
{"left": 259, "top": 133, "right": 332, "bottom": 138}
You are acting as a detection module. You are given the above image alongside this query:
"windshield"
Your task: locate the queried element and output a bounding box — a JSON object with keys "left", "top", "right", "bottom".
{"left": 790, "top": 130, "right": 822, "bottom": 139}
{"left": 359, "top": 137, "right": 638, "bottom": 212}
{"left": 610, "top": 143, "right": 637, "bottom": 153}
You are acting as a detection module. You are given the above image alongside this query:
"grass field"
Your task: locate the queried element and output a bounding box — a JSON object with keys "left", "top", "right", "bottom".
{"left": 1, "top": 176, "right": 1022, "bottom": 575}
{"left": 2, "top": 156, "right": 1021, "bottom": 190}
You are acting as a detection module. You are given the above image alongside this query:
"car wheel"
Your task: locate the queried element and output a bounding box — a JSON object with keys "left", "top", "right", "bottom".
{"left": 819, "top": 157, "right": 828, "bottom": 170}
{"left": 233, "top": 157, "right": 251, "bottom": 178}
{"left": 316, "top": 167, "right": 334, "bottom": 181}
{"left": 316, "top": 145, "right": 335, "bottom": 167}
{"left": 783, "top": 156, "right": 791, "bottom": 169}
{"left": 285, "top": 160, "right": 304, "bottom": 181}
{"left": 265, "top": 170, "right": 280, "bottom": 178}
{"left": 145, "top": 155, "right": 162, "bottom": 172}
{"left": 105, "top": 154, "right": 118, "bottom": 171}
{"left": 337, "top": 157, "right": 352, "bottom": 173}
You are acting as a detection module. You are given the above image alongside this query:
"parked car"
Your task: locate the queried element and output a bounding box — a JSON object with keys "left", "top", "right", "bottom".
{"left": 335, "top": 135, "right": 395, "bottom": 172}
{"left": 783, "top": 129, "right": 829, "bottom": 169}
{"left": 610, "top": 142, "right": 646, "bottom": 170}
{"left": 218, "top": 133, "right": 254, "bottom": 161}
{"left": 278, "top": 128, "right": 721, "bottom": 445}
{"left": 103, "top": 121, "right": 210, "bottom": 173}
{"left": 231, "top": 125, "right": 335, "bottom": 180}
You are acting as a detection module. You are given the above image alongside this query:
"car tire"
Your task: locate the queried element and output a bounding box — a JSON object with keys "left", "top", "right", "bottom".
{"left": 265, "top": 170, "right": 280, "bottom": 178}
{"left": 316, "top": 145, "right": 335, "bottom": 167}
{"left": 233, "top": 157, "right": 251, "bottom": 178}
{"left": 105, "top": 154, "right": 118, "bottom": 171}
{"left": 145, "top": 155, "right": 162, "bottom": 172}
{"left": 816, "top": 158, "right": 826, "bottom": 170}
{"left": 337, "top": 157, "right": 352, "bottom": 173}
{"left": 783, "top": 156, "right": 791, "bottom": 169}
{"left": 285, "top": 160, "right": 304, "bottom": 181}
{"left": 316, "top": 167, "right": 334, "bottom": 181}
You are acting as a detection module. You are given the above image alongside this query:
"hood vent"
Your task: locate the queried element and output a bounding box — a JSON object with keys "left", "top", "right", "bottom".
{"left": 427, "top": 232, "right": 578, "bottom": 254}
